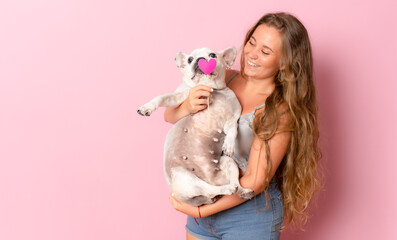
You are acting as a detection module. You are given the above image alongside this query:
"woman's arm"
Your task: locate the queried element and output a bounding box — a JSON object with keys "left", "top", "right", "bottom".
{"left": 163, "top": 100, "right": 190, "bottom": 124}
{"left": 169, "top": 106, "right": 292, "bottom": 217}
{"left": 164, "top": 85, "right": 213, "bottom": 124}
{"left": 199, "top": 127, "right": 291, "bottom": 217}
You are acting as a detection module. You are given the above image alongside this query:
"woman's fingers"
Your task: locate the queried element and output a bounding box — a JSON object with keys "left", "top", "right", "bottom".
{"left": 195, "top": 98, "right": 210, "bottom": 106}
{"left": 196, "top": 104, "right": 207, "bottom": 112}
{"left": 190, "top": 99, "right": 211, "bottom": 112}
{"left": 186, "top": 84, "right": 213, "bottom": 114}
{"left": 169, "top": 196, "right": 177, "bottom": 209}
{"left": 189, "top": 104, "right": 206, "bottom": 113}
{"left": 193, "top": 84, "right": 213, "bottom": 93}
{"left": 170, "top": 193, "right": 182, "bottom": 204}
{"left": 194, "top": 90, "right": 211, "bottom": 99}
{"left": 169, "top": 192, "right": 183, "bottom": 211}
{"left": 191, "top": 85, "right": 212, "bottom": 99}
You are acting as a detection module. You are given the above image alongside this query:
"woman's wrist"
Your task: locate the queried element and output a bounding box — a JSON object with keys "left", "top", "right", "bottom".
{"left": 198, "top": 204, "right": 208, "bottom": 218}
{"left": 164, "top": 100, "right": 191, "bottom": 123}
{"left": 179, "top": 100, "right": 191, "bottom": 115}
{"left": 174, "top": 101, "right": 191, "bottom": 122}
{"left": 196, "top": 203, "right": 216, "bottom": 218}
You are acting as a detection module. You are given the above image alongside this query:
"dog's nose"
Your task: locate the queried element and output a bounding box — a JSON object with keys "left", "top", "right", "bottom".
{"left": 193, "top": 57, "right": 206, "bottom": 73}
{"left": 195, "top": 57, "right": 206, "bottom": 64}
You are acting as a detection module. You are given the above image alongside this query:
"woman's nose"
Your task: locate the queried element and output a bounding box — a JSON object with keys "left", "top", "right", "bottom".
{"left": 248, "top": 49, "right": 258, "bottom": 59}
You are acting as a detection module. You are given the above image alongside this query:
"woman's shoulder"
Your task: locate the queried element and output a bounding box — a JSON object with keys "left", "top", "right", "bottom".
{"left": 224, "top": 69, "right": 240, "bottom": 83}
{"left": 277, "top": 102, "right": 293, "bottom": 130}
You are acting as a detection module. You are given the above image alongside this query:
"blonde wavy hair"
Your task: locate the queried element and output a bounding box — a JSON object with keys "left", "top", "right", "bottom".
{"left": 240, "top": 12, "right": 324, "bottom": 231}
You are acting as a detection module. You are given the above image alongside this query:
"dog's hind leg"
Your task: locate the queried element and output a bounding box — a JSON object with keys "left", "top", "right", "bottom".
{"left": 215, "top": 156, "right": 254, "bottom": 200}
{"left": 170, "top": 166, "right": 236, "bottom": 206}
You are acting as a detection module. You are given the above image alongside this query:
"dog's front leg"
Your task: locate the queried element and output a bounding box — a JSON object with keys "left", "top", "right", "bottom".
{"left": 137, "top": 89, "right": 189, "bottom": 116}
{"left": 221, "top": 89, "right": 242, "bottom": 156}
{"left": 222, "top": 117, "right": 239, "bottom": 156}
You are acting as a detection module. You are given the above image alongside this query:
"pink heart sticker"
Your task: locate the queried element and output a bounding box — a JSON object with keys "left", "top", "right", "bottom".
{"left": 198, "top": 58, "right": 217, "bottom": 75}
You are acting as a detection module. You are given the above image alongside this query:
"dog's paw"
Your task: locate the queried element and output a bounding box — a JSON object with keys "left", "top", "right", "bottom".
{"left": 222, "top": 140, "right": 235, "bottom": 157}
{"left": 237, "top": 187, "right": 254, "bottom": 200}
{"left": 137, "top": 102, "right": 157, "bottom": 116}
{"left": 225, "top": 184, "right": 238, "bottom": 195}
{"left": 218, "top": 184, "right": 238, "bottom": 196}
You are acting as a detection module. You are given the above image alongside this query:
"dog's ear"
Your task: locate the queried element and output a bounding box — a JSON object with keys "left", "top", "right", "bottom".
{"left": 220, "top": 47, "right": 237, "bottom": 69}
{"left": 175, "top": 52, "right": 187, "bottom": 69}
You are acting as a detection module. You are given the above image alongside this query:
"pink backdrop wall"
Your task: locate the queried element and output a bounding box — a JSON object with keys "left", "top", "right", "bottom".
{"left": 1, "top": 0, "right": 396, "bottom": 239}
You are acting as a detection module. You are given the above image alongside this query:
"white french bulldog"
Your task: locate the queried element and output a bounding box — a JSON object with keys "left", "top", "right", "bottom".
{"left": 137, "top": 47, "right": 254, "bottom": 206}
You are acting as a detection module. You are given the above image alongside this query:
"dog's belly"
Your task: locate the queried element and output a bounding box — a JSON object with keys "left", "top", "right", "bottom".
{"left": 164, "top": 97, "right": 234, "bottom": 186}
{"left": 164, "top": 116, "right": 225, "bottom": 185}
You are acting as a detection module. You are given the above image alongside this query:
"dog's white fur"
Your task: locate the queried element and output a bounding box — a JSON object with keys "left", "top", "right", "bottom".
{"left": 137, "top": 47, "right": 254, "bottom": 206}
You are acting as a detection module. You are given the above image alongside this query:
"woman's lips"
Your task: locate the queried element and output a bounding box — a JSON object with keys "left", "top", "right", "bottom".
{"left": 247, "top": 60, "right": 260, "bottom": 67}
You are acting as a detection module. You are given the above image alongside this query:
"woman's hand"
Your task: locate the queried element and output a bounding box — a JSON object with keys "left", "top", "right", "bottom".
{"left": 184, "top": 85, "right": 213, "bottom": 114}
{"left": 164, "top": 84, "right": 213, "bottom": 123}
{"left": 169, "top": 193, "right": 201, "bottom": 218}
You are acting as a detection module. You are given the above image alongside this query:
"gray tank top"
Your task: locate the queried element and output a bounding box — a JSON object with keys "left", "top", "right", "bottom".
{"left": 226, "top": 73, "right": 266, "bottom": 172}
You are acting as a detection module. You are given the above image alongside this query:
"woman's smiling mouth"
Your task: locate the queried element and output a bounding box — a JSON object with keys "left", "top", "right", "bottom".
{"left": 247, "top": 60, "right": 260, "bottom": 68}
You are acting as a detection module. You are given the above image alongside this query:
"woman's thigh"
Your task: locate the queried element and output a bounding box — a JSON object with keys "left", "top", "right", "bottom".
{"left": 187, "top": 231, "right": 204, "bottom": 240}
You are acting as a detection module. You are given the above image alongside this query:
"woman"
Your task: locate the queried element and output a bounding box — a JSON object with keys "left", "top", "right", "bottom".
{"left": 165, "top": 12, "right": 322, "bottom": 240}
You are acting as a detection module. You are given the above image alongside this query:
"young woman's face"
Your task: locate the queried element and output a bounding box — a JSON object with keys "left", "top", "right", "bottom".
{"left": 243, "top": 24, "right": 283, "bottom": 80}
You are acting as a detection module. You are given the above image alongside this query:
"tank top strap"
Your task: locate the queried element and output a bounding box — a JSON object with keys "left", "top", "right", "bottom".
{"left": 226, "top": 72, "right": 239, "bottom": 86}
{"left": 254, "top": 103, "right": 266, "bottom": 110}
{"left": 251, "top": 103, "right": 266, "bottom": 115}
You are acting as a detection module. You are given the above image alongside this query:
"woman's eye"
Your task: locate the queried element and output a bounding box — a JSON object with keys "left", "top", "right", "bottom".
{"left": 188, "top": 57, "right": 193, "bottom": 64}
{"left": 248, "top": 40, "right": 254, "bottom": 46}
{"left": 261, "top": 50, "right": 270, "bottom": 55}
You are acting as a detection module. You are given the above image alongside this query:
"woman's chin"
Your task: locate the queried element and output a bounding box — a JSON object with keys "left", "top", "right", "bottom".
{"left": 243, "top": 68, "right": 257, "bottom": 77}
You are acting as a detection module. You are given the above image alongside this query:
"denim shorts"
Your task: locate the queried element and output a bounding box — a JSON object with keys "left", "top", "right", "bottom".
{"left": 185, "top": 178, "right": 284, "bottom": 240}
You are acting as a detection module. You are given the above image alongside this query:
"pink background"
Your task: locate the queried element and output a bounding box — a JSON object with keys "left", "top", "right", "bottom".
{"left": 1, "top": 0, "right": 396, "bottom": 239}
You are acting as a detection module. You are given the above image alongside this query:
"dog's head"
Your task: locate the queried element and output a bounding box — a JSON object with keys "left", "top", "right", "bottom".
{"left": 175, "top": 47, "right": 237, "bottom": 89}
